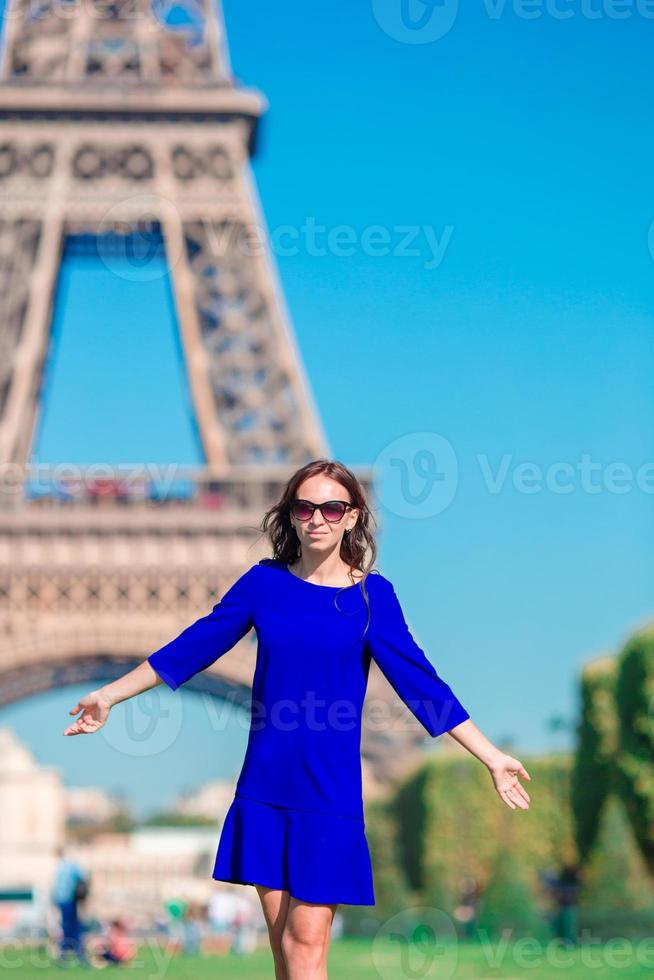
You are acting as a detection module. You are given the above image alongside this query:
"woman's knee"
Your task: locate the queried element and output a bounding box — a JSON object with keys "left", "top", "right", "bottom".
{"left": 281, "top": 920, "right": 329, "bottom": 967}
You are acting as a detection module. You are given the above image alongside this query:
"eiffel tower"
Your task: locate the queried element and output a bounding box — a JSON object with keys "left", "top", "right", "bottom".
{"left": 0, "top": 0, "right": 432, "bottom": 790}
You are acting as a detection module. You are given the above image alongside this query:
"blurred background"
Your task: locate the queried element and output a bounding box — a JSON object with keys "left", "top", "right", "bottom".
{"left": 0, "top": 0, "right": 652, "bottom": 975}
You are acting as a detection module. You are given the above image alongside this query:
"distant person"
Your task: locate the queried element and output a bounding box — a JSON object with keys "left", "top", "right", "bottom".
{"left": 181, "top": 901, "right": 204, "bottom": 955}
{"left": 163, "top": 895, "right": 187, "bottom": 954}
{"left": 454, "top": 874, "right": 481, "bottom": 939}
{"left": 552, "top": 863, "right": 581, "bottom": 947}
{"left": 230, "top": 903, "right": 257, "bottom": 956}
{"left": 50, "top": 845, "right": 89, "bottom": 965}
{"left": 207, "top": 891, "right": 232, "bottom": 940}
{"left": 206, "top": 891, "right": 240, "bottom": 953}
{"left": 96, "top": 918, "right": 136, "bottom": 965}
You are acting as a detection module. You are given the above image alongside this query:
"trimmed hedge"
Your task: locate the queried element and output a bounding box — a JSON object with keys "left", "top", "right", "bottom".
{"left": 571, "top": 655, "right": 618, "bottom": 863}
{"left": 614, "top": 624, "right": 654, "bottom": 875}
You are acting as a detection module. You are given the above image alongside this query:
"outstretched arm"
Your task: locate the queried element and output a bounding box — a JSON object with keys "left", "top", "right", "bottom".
{"left": 446, "top": 717, "right": 531, "bottom": 811}
{"left": 63, "top": 564, "right": 258, "bottom": 736}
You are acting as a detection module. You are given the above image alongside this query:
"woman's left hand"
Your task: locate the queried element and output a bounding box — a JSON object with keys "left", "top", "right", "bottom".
{"left": 487, "top": 753, "right": 531, "bottom": 810}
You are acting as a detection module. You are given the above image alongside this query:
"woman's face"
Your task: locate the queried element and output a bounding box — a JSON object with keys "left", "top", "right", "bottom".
{"left": 290, "top": 475, "right": 359, "bottom": 553}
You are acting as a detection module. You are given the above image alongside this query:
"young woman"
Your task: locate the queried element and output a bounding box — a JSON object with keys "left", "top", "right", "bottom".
{"left": 63, "top": 458, "right": 531, "bottom": 980}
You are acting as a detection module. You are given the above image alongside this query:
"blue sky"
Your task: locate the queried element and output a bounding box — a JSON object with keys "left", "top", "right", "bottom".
{"left": 1, "top": 1, "right": 652, "bottom": 817}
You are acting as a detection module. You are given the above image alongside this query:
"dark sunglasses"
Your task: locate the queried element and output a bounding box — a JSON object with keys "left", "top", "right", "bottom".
{"left": 290, "top": 498, "right": 355, "bottom": 523}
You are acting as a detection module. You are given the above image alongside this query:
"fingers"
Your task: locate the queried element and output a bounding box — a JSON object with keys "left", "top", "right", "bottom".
{"left": 494, "top": 759, "right": 532, "bottom": 811}
{"left": 504, "top": 783, "right": 529, "bottom": 810}
{"left": 500, "top": 790, "right": 516, "bottom": 809}
{"left": 510, "top": 791, "right": 528, "bottom": 809}
{"left": 69, "top": 703, "right": 83, "bottom": 715}
{"left": 63, "top": 716, "right": 102, "bottom": 736}
{"left": 509, "top": 773, "right": 530, "bottom": 804}
{"left": 514, "top": 782, "right": 531, "bottom": 804}
{"left": 497, "top": 775, "right": 530, "bottom": 810}
{"left": 63, "top": 718, "right": 88, "bottom": 735}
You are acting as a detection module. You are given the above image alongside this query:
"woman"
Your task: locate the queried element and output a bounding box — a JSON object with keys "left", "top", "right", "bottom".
{"left": 63, "top": 458, "right": 531, "bottom": 979}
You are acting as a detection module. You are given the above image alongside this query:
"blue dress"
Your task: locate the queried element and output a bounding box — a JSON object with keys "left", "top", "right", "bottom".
{"left": 147, "top": 558, "right": 470, "bottom": 906}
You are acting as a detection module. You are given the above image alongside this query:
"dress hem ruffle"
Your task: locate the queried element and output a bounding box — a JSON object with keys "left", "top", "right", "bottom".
{"left": 212, "top": 794, "right": 376, "bottom": 907}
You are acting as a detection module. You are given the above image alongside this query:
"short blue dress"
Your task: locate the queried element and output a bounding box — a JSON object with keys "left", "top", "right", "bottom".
{"left": 147, "top": 558, "right": 470, "bottom": 906}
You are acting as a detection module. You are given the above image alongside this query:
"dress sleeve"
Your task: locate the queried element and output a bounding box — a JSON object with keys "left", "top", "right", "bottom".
{"left": 146, "top": 565, "right": 257, "bottom": 691}
{"left": 365, "top": 575, "right": 470, "bottom": 737}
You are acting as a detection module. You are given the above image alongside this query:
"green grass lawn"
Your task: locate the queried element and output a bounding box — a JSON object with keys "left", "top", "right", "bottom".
{"left": 8, "top": 938, "right": 653, "bottom": 979}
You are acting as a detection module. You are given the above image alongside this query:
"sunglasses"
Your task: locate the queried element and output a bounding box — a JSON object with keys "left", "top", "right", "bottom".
{"left": 290, "top": 498, "right": 355, "bottom": 523}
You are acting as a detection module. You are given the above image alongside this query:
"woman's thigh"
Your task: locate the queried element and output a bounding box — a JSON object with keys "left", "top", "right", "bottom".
{"left": 255, "top": 884, "right": 291, "bottom": 944}
{"left": 255, "top": 886, "right": 338, "bottom": 942}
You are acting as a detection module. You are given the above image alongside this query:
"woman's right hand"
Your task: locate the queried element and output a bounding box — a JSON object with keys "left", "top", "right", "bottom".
{"left": 63, "top": 689, "right": 113, "bottom": 735}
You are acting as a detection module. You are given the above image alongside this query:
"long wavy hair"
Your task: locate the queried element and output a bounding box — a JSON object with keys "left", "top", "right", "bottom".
{"left": 256, "top": 459, "right": 379, "bottom": 631}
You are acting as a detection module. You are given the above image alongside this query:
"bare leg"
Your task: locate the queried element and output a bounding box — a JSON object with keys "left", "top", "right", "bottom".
{"left": 281, "top": 895, "right": 338, "bottom": 980}
{"left": 255, "top": 884, "right": 291, "bottom": 980}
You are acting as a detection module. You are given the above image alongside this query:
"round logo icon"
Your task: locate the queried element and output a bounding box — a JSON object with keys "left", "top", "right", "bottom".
{"left": 372, "top": 431, "right": 459, "bottom": 519}
{"left": 371, "top": 905, "right": 459, "bottom": 979}
{"left": 100, "top": 686, "right": 184, "bottom": 758}
{"left": 372, "top": 0, "right": 459, "bottom": 44}
{"left": 97, "top": 193, "right": 184, "bottom": 283}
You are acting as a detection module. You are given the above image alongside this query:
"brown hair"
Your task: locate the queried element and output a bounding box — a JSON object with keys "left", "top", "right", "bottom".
{"left": 256, "top": 458, "right": 379, "bottom": 631}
